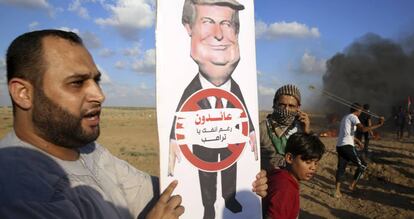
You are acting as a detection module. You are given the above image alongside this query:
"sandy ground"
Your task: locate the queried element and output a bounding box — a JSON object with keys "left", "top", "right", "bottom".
{"left": 1, "top": 107, "right": 413, "bottom": 218}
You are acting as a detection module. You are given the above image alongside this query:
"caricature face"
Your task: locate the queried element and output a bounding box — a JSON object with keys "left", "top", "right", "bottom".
{"left": 32, "top": 36, "right": 105, "bottom": 148}
{"left": 185, "top": 4, "right": 240, "bottom": 86}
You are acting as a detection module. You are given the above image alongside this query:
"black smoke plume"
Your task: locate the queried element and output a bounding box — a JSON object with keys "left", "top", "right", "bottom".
{"left": 323, "top": 33, "right": 414, "bottom": 117}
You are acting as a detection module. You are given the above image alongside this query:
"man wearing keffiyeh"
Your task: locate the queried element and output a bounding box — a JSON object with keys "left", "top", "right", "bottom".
{"left": 260, "top": 84, "right": 311, "bottom": 171}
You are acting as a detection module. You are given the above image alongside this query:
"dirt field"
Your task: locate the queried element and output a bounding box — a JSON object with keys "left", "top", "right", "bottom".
{"left": 1, "top": 107, "right": 413, "bottom": 218}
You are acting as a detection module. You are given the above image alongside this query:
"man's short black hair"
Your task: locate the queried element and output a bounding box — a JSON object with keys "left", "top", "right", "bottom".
{"left": 350, "top": 102, "right": 362, "bottom": 113}
{"left": 6, "top": 29, "right": 83, "bottom": 85}
{"left": 285, "top": 133, "right": 325, "bottom": 161}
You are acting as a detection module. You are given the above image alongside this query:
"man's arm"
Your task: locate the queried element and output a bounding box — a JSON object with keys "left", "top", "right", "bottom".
{"left": 357, "top": 117, "right": 385, "bottom": 133}
{"left": 110, "top": 155, "right": 183, "bottom": 219}
{"left": 297, "top": 110, "right": 311, "bottom": 134}
{"left": 354, "top": 137, "right": 363, "bottom": 149}
{"left": 0, "top": 201, "right": 83, "bottom": 219}
{"left": 367, "top": 117, "right": 374, "bottom": 136}
{"left": 145, "top": 181, "right": 184, "bottom": 219}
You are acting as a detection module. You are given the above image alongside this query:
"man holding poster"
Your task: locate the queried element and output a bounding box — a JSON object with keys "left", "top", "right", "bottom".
{"left": 166, "top": 0, "right": 260, "bottom": 218}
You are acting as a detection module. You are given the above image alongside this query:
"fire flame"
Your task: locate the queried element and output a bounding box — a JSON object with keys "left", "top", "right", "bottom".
{"left": 319, "top": 129, "right": 338, "bottom": 137}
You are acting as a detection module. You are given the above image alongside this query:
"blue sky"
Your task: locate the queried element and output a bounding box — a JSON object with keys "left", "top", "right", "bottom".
{"left": 0, "top": 0, "right": 413, "bottom": 110}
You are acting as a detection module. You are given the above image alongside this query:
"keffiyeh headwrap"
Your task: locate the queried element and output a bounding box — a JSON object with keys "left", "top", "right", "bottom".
{"left": 273, "top": 84, "right": 301, "bottom": 107}
{"left": 273, "top": 106, "right": 298, "bottom": 126}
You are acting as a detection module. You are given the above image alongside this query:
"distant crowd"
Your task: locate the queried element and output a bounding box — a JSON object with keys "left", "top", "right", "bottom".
{"left": 394, "top": 106, "right": 414, "bottom": 139}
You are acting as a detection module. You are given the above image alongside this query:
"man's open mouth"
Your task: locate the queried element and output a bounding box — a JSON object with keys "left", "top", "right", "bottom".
{"left": 84, "top": 108, "right": 101, "bottom": 123}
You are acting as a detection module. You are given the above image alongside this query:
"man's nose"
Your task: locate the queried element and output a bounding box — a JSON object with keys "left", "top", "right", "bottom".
{"left": 214, "top": 24, "right": 224, "bottom": 41}
{"left": 86, "top": 81, "right": 105, "bottom": 104}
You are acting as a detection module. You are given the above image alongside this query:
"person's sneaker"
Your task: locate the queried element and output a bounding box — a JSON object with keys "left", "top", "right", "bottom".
{"left": 225, "top": 198, "right": 242, "bottom": 213}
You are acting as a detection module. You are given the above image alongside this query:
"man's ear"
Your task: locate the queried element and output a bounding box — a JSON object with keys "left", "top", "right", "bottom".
{"left": 285, "top": 152, "right": 294, "bottom": 164}
{"left": 184, "top": 23, "right": 192, "bottom": 37}
{"left": 8, "top": 78, "right": 34, "bottom": 110}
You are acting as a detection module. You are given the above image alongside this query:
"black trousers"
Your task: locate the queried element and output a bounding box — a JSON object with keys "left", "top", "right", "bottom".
{"left": 336, "top": 145, "right": 367, "bottom": 183}
{"left": 193, "top": 144, "right": 237, "bottom": 207}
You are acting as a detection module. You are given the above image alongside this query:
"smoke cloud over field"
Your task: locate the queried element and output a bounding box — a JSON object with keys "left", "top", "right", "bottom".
{"left": 323, "top": 33, "right": 414, "bottom": 117}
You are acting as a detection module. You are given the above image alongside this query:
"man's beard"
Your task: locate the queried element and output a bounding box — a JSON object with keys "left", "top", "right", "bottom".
{"left": 32, "top": 88, "right": 100, "bottom": 149}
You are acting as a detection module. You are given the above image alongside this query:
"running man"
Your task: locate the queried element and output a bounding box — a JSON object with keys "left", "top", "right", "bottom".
{"left": 334, "top": 103, "right": 384, "bottom": 198}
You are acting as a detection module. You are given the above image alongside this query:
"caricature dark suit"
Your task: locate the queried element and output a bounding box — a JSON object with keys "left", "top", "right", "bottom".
{"left": 170, "top": 74, "right": 254, "bottom": 209}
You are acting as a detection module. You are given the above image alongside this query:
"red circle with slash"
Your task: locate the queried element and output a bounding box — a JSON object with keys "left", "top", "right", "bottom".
{"left": 175, "top": 88, "right": 249, "bottom": 171}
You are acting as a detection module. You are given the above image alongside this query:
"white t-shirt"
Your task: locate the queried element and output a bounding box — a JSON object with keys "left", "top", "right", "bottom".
{"left": 336, "top": 113, "right": 361, "bottom": 147}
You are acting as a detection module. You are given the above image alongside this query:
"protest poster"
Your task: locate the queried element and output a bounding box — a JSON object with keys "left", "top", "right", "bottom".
{"left": 156, "top": 0, "right": 260, "bottom": 218}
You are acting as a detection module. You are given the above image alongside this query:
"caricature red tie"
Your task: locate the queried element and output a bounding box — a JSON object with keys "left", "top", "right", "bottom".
{"left": 215, "top": 96, "right": 223, "bottom": 109}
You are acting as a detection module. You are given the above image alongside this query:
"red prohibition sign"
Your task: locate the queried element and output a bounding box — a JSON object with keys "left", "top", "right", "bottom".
{"left": 175, "top": 88, "right": 249, "bottom": 172}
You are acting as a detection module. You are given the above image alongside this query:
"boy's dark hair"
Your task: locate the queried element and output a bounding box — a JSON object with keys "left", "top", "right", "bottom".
{"left": 350, "top": 102, "right": 362, "bottom": 113}
{"left": 285, "top": 133, "right": 325, "bottom": 161}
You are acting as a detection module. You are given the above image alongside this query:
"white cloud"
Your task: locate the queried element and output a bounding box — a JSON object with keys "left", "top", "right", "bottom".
{"left": 0, "top": 58, "right": 6, "bottom": 85}
{"left": 258, "top": 83, "right": 277, "bottom": 110}
{"left": 56, "top": 29, "right": 101, "bottom": 49}
{"left": 0, "top": 58, "right": 7, "bottom": 105}
{"left": 1, "top": 58, "right": 11, "bottom": 105}
{"left": 58, "top": 26, "right": 80, "bottom": 34}
{"left": 115, "top": 60, "right": 127, "bottom": 69}
{"left": 123, "top": 44, "right": 141, "bottom": 56}
{"left": 98, "top": 48, "right": 115, "bottom": 57}
{"left": 0, "top": 58, "right": 5, "bottom": 67}
{"left": 55, "top": 6, "right": 64, "bottom": 12}
{"left": 96, "top": 65, "right": 112, "bottom": 84}
{"left": 0, "top": 0, "right": 58, "bottom": 17}
{"left": 299, "top": 52, "right": 326, "bottom": 74}
{"left": 29, "top": 21, "right": 39, "bottom": 30}
{"left": 95, "top": 0, "right": 155, "bottom": 40}
{"left": 258, "top": 85, "right": 275, "bottom": 96}
{"left": 131, "top": 48, "right": 155, "bottom": 74}
{"left": 0, "top": 0, "right": 49, "bottom": 9}
{"left": 255, "top": 21, "right": 267, "bottom": 39}
{"left": 100, "top": 81, "right": 155, "bottom": 106}
{"left": 68, "top": 0, "right": 90, "bottom": 19}
{"left": 256, "top": 20, "right": 320, "bottom": 40}
{"left": 137, "top": 82, "right": 148, "bottom": 90}
{"left": 80, "top": 31, "right": 101, "bottom": 49}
